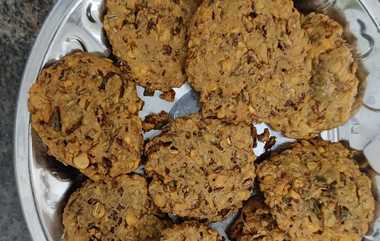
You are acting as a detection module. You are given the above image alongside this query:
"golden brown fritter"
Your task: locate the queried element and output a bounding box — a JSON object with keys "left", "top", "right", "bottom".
{"left": 272, "top": 13, "right": 360, "bottom": 138}
{"left": 145, "top": 114, "right": 256, "bottom": 222}
{"left": 257, "top": 139, "right": 375, "bottom": 241}
{"left": 63, "top": 175, "right": 171, "bottom": 241}
{"left": 160, "top": 222, "right": 222, "bottom": 241}
{"left": 228, "top": 197, "right": 289, "bottom": 241}
{"left": 187, "top": 0, "right": 310, "bottom": 125}
{"left": 104, "top": 0, "right": 200, "bottom": 92}
{"left": 29, "top": 52, "right": 143, "bottom": 181}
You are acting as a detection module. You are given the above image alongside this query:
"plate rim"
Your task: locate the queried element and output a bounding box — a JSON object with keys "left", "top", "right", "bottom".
{"left": 14, "top": 0, "right": 79, "bottom": 240}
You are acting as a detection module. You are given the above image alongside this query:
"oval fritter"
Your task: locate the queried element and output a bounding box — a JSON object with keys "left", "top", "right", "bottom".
{"left": 187, "top": 0, "right": 310, "bottom": 125}
{"left": 272, "top": 13, "right": 361, "bottom": 138}
{"left": 160, "top": 222, "right": 222, "bottom": 241}
{"left": 257, "top": 139, "right": 375, "bottom": 241}
{"left": 28, "top": 52, "right": 143, "bottom": 181}
{"left": 145, "top": 114, "right": 256, "bottom": 221}
{"left": 103, "top": 0, "right": 200, "bottom": 92}
{"left": 228, "top": 197, "right": 289, "bottom": 241}
{"left": 63, "top": 175, "right": 170, "bottom": 241}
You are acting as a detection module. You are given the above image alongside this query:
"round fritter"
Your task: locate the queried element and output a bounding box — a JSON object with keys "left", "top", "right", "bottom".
{"left": 103, "top": 0, "right": 200, "bottom": 92}
{"left": 160, "top": 223, "right": 222, "bottom": 241}
{"left": 257, "top": 139, "right": 375, "bottom": 241}
{"left": 63, "top": 175, "right": 170, "bottom": 241}
{"left": 228, "top": 197, "right": 289, "bottom": 241}
{"left": 187, "top": 0, "right": 310, "bottom": 124}
{"left": 272, "top": 13, "right": 360, "bottom": 138}
{"left": 145, "top": 114, "right": 256, "bottom": 221}
{"left": 28, "top": 52, "right": 143, "bottom": 181}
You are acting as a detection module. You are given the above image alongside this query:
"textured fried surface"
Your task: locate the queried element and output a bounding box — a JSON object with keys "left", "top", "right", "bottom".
{"left": 145, "top": 114, "right": 256, "bottom": 221}
{"left": 29, "top": 52, "right": 143, "bottom": 181}
{"left": 142, "top": 111, "right": 171, "bottom": 132}
{"left": 257, "top": 139, "right": 375, "bottom": 241}
{"left": 273, "top": 13, "right": 360, "bottom": 138}
{"left": 104, "top": 0, "right": 200, "bottom": 92}
{"left": 63, "top": 175, "right": 170, "bottom": 241}
{"left": 228, "top": 197, "right": 289, "bottom": 241}
{"left": 187, "top": 0, "right": 310, "bottom": 125}
{"left": 160, "top": 222, "right": 222, "bottom": 241}
{"left": 187, "top": 1, "right": 361, "bottom": 138}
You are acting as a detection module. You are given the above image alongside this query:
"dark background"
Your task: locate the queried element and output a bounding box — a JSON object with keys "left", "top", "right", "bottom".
{"left": 0, "top": 0, "right": 55, "bottom": 240}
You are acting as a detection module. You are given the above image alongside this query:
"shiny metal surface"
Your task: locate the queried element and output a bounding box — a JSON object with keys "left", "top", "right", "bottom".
{"left": 14, "top": 0, "right": 380, "bottom": 240}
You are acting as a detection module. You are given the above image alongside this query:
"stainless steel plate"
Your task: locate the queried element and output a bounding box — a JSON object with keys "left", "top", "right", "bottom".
{"left": 14, "top": 0, "right": 380, "bottom": 240}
